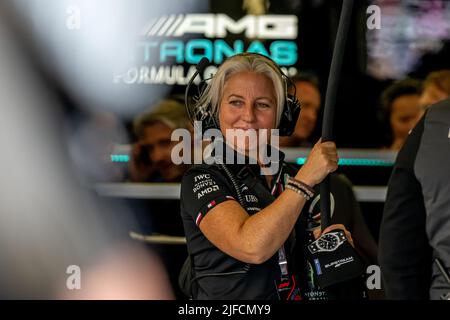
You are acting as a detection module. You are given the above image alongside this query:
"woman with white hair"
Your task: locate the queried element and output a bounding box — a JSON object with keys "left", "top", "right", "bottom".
{"left": 180, "top": 53, "right": 353, "bottom": 299}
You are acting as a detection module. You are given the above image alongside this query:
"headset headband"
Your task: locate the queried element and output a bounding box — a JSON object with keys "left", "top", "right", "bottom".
{"left": 184, "top": 52, "right": 301, "bottom": 136}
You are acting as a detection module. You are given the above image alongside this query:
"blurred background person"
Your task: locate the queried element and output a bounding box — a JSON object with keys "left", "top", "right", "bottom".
{"left": 128, "top": 99, "right": 192, "bottom": 183}
{"left": 419, "top": 70, "right": 450, "bottom": 109}
{"left": 380, "top": 78, "right": 423, "bottom": 151}
{"left": 125, "top": 99, "right": 193, "bottom": 299}
{"left": 279, "top": 73, "right": 321, "bottom": 148}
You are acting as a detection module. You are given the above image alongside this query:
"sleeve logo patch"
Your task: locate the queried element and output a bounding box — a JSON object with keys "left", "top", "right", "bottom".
{"left": 197, "top": 185, "right": 220, "bottom": 199}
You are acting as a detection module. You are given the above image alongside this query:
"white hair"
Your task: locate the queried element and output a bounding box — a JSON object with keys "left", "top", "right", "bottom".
{"left": 195, "top": 53, "right": 286, "bottom": 128}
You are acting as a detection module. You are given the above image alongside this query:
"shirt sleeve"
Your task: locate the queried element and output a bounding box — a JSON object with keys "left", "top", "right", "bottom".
{"left": 378, "top": 114, "right": 432, "bottom": 299}
{"left": 180, "top": 165, "right": 237, "bottom": 227}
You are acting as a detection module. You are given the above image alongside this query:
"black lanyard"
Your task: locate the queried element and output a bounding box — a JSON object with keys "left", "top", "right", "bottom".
{"left": 269, "top": 169, "right": 290, "bottom": 277}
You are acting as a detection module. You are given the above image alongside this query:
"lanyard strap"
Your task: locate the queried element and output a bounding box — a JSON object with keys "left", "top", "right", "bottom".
{"left": 239, "top": 165, "right": 291, "bottom": 277}
{"left": 271, "top": 172, "right": 289, "bottom": 277}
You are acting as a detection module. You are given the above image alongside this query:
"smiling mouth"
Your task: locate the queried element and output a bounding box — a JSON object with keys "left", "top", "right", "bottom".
{"left": 233, "top": 127, "right": 258, "bottom": 131}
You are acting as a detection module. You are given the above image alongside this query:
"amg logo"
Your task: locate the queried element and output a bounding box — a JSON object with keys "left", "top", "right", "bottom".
{"left": 141, "top": 14, "right": 297, "bottom": 39}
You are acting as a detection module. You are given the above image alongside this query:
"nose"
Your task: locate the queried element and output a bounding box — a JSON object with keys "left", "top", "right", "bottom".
{"left": 308, "top": 111, "right": 318, "bottom": 125}
{"left": 303, "top": 109, "right": 313, "bottom": 121}
{"left": 301, "top": 105, "right": 317, "bottom": 121}
{"left": 241, "top": 103, "right": 256, "bottom": 123}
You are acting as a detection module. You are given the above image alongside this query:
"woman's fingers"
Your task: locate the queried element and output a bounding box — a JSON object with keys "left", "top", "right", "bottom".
{"left": 345, "top": 231, "right": 354, "bottom": 247}
{"left": 313, "top": 227, "right": 321, "bottom": 240}
{"left": 321, "top": 224, "right": 345, "bottom": 235}
{"left": 296, "top": 140, "right": 339, "bottom": 186}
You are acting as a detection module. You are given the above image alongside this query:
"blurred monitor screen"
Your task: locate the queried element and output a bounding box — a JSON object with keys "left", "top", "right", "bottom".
{"left": 367, "top": 0, "right": 450, "bottom": 80}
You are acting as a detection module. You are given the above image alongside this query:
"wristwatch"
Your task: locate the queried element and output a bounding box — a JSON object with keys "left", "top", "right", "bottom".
{"left": 308, "top": 230, "right": 347, "bottom": 253}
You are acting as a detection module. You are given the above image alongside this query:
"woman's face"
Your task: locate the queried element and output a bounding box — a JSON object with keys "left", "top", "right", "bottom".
{"left": 390, "top": 94, "right": 423, "bottom": 142}
{"left": 219, "top": 71, "right": 277, "bottom": 154}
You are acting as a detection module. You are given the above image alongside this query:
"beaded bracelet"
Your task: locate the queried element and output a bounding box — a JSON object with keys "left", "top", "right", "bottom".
{"left": 287, "top": 181, "right": 313, "bottom": 199}
{"left": 285, "top": 184, "right": 311, "bottom": 200}
{"left": 287, "top": 177, "right": 315, "bottom": 198}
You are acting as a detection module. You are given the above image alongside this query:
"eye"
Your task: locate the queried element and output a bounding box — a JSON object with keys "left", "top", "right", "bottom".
{"left": 256, "top": 102, "right": 271, "bottom": 109}
{"left": 230, "top": 100, "right": 243, "bottom": 107}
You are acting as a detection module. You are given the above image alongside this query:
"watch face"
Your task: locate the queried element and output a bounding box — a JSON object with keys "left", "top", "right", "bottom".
{"left": 317, "top": 233, "right": 339, "bottom": 251}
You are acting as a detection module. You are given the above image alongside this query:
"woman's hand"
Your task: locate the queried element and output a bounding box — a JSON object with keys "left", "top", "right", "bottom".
{"left": 313, "top": 224, "right": 354, "bottom": 248}
{"left": 295, "top": 139, "right": 338, "bottom": 187}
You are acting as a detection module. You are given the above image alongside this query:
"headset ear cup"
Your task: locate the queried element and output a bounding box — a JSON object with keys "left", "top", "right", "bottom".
{"left": 278, "top": 94, "right": 301, "bottom": 136}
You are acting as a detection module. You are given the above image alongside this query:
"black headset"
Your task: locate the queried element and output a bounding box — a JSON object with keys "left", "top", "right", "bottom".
{"left": 184, "top": 52, "right": 301, "bottom": 136}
